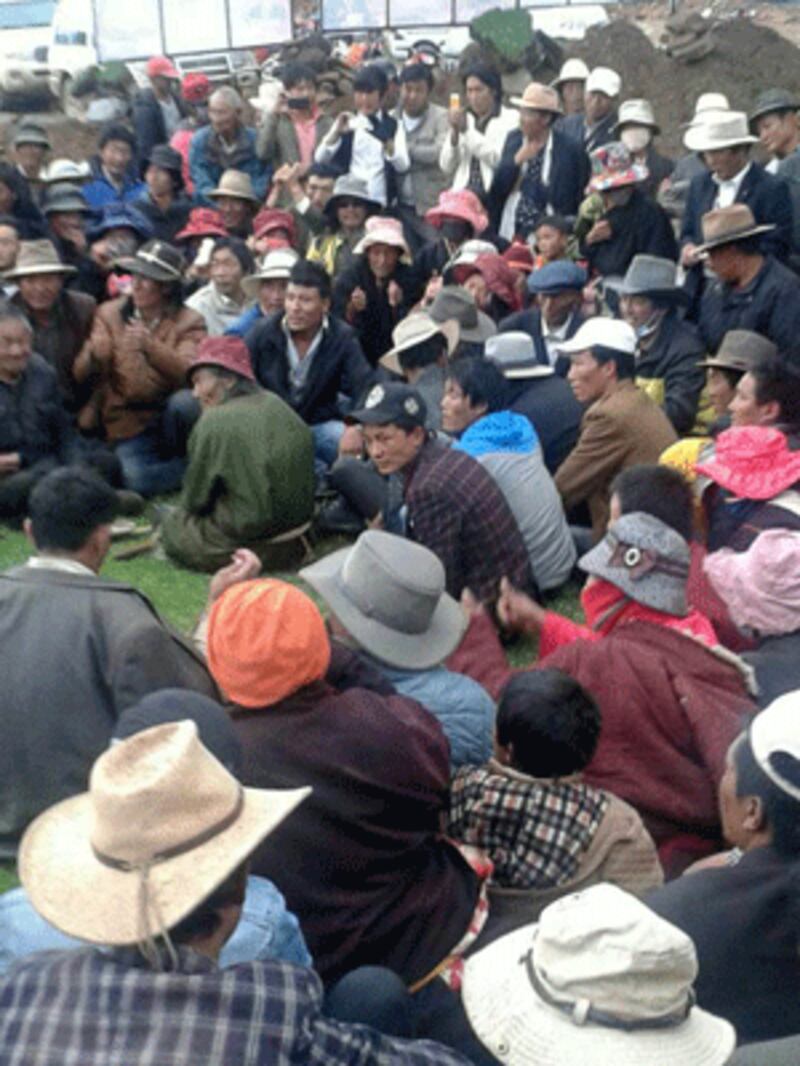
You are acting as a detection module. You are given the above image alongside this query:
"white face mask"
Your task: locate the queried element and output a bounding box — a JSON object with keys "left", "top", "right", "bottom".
{"left": 620, "top": 127, "right": 652, "bottom": 154}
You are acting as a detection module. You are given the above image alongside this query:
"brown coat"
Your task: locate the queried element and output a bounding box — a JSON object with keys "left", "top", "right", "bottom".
{"left": 73, "top": 297, "right": 206, "bottom": 441}
{"left": 555, "top": 379, "right": 677, "bottom": 540}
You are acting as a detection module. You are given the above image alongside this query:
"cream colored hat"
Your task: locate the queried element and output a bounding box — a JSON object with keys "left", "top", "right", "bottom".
{"left": 242, "top": 247, "right": 299, "bottom": 298}
{"left": 749, "top": 690, "right": 800, "bottom": 801}
{"left": 510, "top": 82, "right": 562, "bottom": 113}
{"left": 585, "top": 67, "right": 621, "bottom": 98}
{"left": 616, "top": 98, "right": 659, "bottom": 135}
{"left": 353, "top": 215, "right": 410, "bottom": 258}
{"left": 553, "top": 58, "right": 590, "bottom": 87}
{"left": 209, "top": 168, "right": 260, "bottom": 203}
{"left": 379, "top": 311, "right": 458, "bottom": 375}
{"left": 462, "top": 884, "right": 736, "bottom": 1066}
{"left": 20, "top": 721, "right": 309, "bottom": 946}
{"left": 684, "top": 111, "right": 757, "bottom": 153}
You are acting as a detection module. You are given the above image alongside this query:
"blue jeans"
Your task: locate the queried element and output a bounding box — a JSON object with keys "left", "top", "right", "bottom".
{"left": 114, "top": 391, "right": 200, "bottom": 497}
{"left": 0, "top": 876, "right": 311, "bottom": 974}
{"left": 311, "top": 419, "right": 345, "bottom": 476}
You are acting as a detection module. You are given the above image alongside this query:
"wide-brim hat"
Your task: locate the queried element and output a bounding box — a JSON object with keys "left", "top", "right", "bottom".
{"left": 188, "top": 335, "right": 256, "bottom": 383}
{"left": 462, "top": 899, "right": 735, "bottom": 1066}
{"left": 324, "top": 174, "right": 381, "bottom": 219}
{"left": 605, "top": 254, "right": 688, "bottom": 305}
{"left": 20, "top": 721, "right": 309, "bottom": 946}
{"left": 41, "top": 182, "right": 90, "bottom": 215}
{"left": 242, "top": 248, "right": 299, "bottom": 298}
{"left": 578, "top": 510, "right": 690, "bottom": 616}
{"left": 510, "top": 82, "right": 562, "bottom": 114}
{"left": 379, "top": 311, "right": 459, "bottom": 375}
{"left": 749, "top": 88, "right": 800, "bottom": 130}
{"left": 353, "top": 215, "right": 410, "bottom": 258}
{"left": 40, "top": 158, "right": 91, "bottom": 184}
{"left": 429, "top": 286, "right": 496, "bottom": 344}
{"left": 13, "top": 121, "right": 50, "bottom": 149}
{"left": 209, "top": 169, "right": 260, "bottom": 203}
{"left": 116, "top": 238, "right": 184, "bottom": 283}
{"left": 615, "top": 98, "right": 659, "bottom": 136}
{"left": 300, "top": 531, "right": 467, "bottom": 670}
{"left": 4, "top": 239, "right": 76, "bottom": 280}
{"left": 704, "top": 530, "right": 800, "bottom": 637}
{"left": 587, "top": 142, "right": 648, "bottom": 193}
{"left": 425, "top": 189, "right": 489, "bottom": 236}
{"left": 695, "top": 425, "right": 800, "bottom": 501}
{"left": 697, "top": 329, "right": 777, "bottom": 372}
{"left": 684, "top": 110, "right": 757, "bottom": 152}
{"left": 695, "top": 204, "right": 774, "bottom": 253}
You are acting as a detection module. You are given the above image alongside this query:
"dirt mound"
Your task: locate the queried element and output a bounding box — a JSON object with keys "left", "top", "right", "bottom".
{"left": 566, "top": 17, "right": 800, "bottom": 155}
{"left": 0, "top": 112, "right": 98, "bottom": 163}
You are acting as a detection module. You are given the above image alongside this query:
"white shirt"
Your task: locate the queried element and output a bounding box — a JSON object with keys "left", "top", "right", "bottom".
{"left": 713, "top": 161, "right": 752, "bottom": 209}
{"left": 498, "top": 132, "right": 554, "bottom": 241}
{"left": 315, "top": 112, "right": 409, "bottom": 207}
{"left": 26, "top": 556, "right": 95, "bottom": 576}
{"left": 541, "top": 312, "right": 573, "bottom": 368}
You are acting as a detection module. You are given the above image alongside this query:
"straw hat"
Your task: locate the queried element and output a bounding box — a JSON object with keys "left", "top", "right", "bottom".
{"left": 19, "top": 720, "right": 309, "bottom": 946}
{"left": 353, "top": 215, "right": 410, "bottom": 257}
{"left": 4, "top": 239, "right": 76, "bottom": 280}
{"left": 300, "top": 530, "right": 467, "bottom": 670}
{"left": 553, "top": 58, "right": 590, "bottom": 87}
{"left": 208, "top": 169, "right": 260, "bottom": 203}
{"left": 587, "top": 142, "right": 648, "bottom": 193}
{"left": 242, "top": 247, "right": 299, "bottom": 298}
{"left": 615, "top": 99, "right": 659, "bottom": 135}
{"left": 697, "top": 330, "right": 777, "bottom": 373}
{"left": 116, "top": 239, "right": 184, "bottom": 283}
{"left": 188, "top": 335, "right": 256, "bottom": 383}
{"left": 578, "top": 511, "right": 690, "bottom": 616}
{"left": 462, "top": 884, "right": 735, "bottom": 1066}
{"left": 695, "top": 204, "right": 774, "bottom": 253}
{"left": 379, "top": 311, "right": 459, "bottom": 375}
{"left": 510, "top": 83, "right": 562, "bottom": 114}
{"left": 585, "top": 67, "right": 621, "bottom": 98}
{"left": 704, "top": 529, "right": 800, "bottom": 637}
{"left": 683, "top": 111, "right": 757, "bottom": 153}
{"left": 695, "top": 425, "right": 800, "bottom": 501}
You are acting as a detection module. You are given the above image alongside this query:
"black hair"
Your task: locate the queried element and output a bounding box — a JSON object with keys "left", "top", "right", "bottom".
{"left": 400, "top": 62, "right": 433, "bottom": 90}
{"left": 611, "top": 464, "right": 694, "bottom": 542}
{"left": 28, "top": 466, "right": 118, "bottom": 552}
{"left": 289, "top": 258, "right": 331, "bottom": 300}
{"left": 591, "top": 343, "right": 636, "bottom": 381}
{"left": 353, "top": 65, "right": 387, "bottom": 96}
{"left": 721, "top": 234, "right": 763, "bottom": 257}
{"left": 0, "top": 212, "right": 19, "bottom": 232}
{"left": 446, "top": 356, "right": 508, "bottom": 413}
{"left": 735, "top": 737, "right": 800, "bottom": 857}
{"left": 212, "top": 236, "right": 255, "bottom": 275}
{"left": 749, "top": 354, "right": 800, "bottom": 429}
{"left": 710, "top": 364, "right": 744, "bottom": 392}
{"left": 281, "top": 61, "right": 316, "bottom": 90}
{"left": 98, "top": 122, "right": 137, "bottom": 152}
{"left": 461, "top": 62, "right": 502, "bottom": 101}
{"left": 307, "top": 162, "right": 339, "bottom": 181}
{"left": 497, "top": 670, "right": 602, "bottom": 777}
{"left": 397, "top": 333, "right": 448, "bottom": 372}
{"left": 535, "top": 214, "right": 571, "bottom": 236}
{"left": 169, "top": 861, "right": 248, "bottom": 944}
{"left": 203, "top": 367, "right": 261, "bottom": 402}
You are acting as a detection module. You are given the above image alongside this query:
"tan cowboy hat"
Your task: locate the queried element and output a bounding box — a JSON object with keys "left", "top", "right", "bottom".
{"left": 379, "top": 311, "right": 459, "bottom": 375}
{"left": 695, "top": 204, "right": 775, "bottom": 253}
{"left": 4, "top": 239, "right": 77, "bottom": 280}
{"left": 683, "top": 110, "right": 757, "bottom": 153}
{"left": 510, "top": 82, "right": 562, "bottom": 114}
{"left": 19, "top": 720, "right": 309, "bottom": 946}
{"left": 353, "top": 215, "right": 410, "bottom": 258}
{"left": 209, "top": 168, "right": 260, "bottom": 203}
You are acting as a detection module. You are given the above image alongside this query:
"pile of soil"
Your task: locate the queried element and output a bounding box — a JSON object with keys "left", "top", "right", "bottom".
{"left": 566, "top": 17, "right": 800, "bottom": 155}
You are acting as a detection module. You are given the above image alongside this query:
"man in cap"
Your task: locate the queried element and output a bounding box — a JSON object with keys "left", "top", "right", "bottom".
{"left": 136, "top": 143, "right": 192, "bottom": 242}
{"left": 350, "top": 381, "right": 534, "bottom": 606}
{"left": 696, "top": 204, "right": 800, "bottom": 356}
{"left": 750, "top": 88, "right": 800, "bottom": 268}
{"left": 82, "top": 123, "right": 146, "bottom": 214}
{"left": 659, "top": 92, "right": 730, "bottom": 223}
{"left": 559, "top": 66, "right": 621, "bottom": 152}
{"left": 226, "top": 247, "right": 298, "bottom": 338}
{"left": 0, "top": 465, "right": 219, "bottom": 859}
{"left": 132, "top": 55, "right": 188, "bottom": 165}
{"left": 41, "top": 181, "right": 105, "bottom": 300}
{"left": 9, "top": 120, "right": 50, "bottom": 199}
{"left": 613, "top": 254, "right": 705, "bottom": 433}
{"left": 190, "top": 86, "right": 270, "bottom": 208}
{"left": 552, "top": 57, "right": 589, "bottom": 116}
{"left": 698, "top": 329, "right": 777, "bottom": 428}
{"left": 553, "top": 317, "right": 677, "bottom": 543}
{"left": 499, "top": 260, "right": 587, "bottom": 375}
{"left": 0, "top": 719, "right": 473, "bottom": 1064}
{"left": 208, "top": 168, "right": 261, "bottom": 239}
{"left": 680, "top": 110, "right": 792, "bottom": 309}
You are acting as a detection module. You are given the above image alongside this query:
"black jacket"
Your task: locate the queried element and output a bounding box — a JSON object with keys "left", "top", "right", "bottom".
{"left": 498, "top": 306, "right": 585, "bottom": 378}
{"left": 558, "top": 110, "right": 618, "bottom": 154}
{"left": 488, "top": 128, "right": 590, "bottom": 234}
{"left": 743, "top": 632, "right": 800, "bottom": 708}
{"left": 0, "top": 354, "right": 80, "bottom": 468}
{"left": 698, "top": 255, "right": 800, "bottom": 355}
{"left": 583, "top": 188, "right": 678, "bottom": 278}
{"left": 132, "top": 88, "right": 188, "bottom": 167}
{"left": 505, "top": 372, "right": 584, "bottom": 473}
{"left": 647, "top": 847, "right": 800, "bottom": 1045}
{"left": 332, "top": 256, "right": 423, "bottom": 367}
{"left": 639, "top": 145, "right": 674, "bottom": 200}
{"left": 635, "top": 308, "right": 705, "bottom": 434}
{"left": 246, "top": 311, "right": 372, "bottom": 425}
{"left": 135, "top": 191, "right": 193, "bottom": 243}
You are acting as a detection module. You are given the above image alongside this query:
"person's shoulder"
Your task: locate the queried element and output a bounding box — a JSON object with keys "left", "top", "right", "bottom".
{"left": 762, "top": 254, "right": 800, "bottom": 289}
{"left": 25, "top": 351, "right": 58, "bottom": 382}
{"left": 63, "top": 287, "right": 97, "bottom": 314}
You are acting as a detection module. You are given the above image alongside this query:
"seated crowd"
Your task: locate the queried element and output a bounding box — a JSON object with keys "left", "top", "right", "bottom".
{"left": 1, "top": 48, "right": 800, "bottom": 1066}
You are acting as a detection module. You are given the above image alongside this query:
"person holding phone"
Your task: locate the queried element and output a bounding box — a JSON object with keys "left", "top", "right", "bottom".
{"left": 256, "top": 62, "right": 333, "bottom": 188}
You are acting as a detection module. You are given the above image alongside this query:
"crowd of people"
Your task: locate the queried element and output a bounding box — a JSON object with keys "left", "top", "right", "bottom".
{"left": 0, "top": 43, "right": 799, "bottom": 1066}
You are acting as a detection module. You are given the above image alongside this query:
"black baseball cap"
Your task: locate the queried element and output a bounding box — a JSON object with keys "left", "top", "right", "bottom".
{"left": 350, "top": 382, "right": 427, "bottom": 427}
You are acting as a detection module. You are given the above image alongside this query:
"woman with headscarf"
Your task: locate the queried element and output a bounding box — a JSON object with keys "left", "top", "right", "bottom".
{"left": 451, "top": 251, "right": 522, "bottom": 323}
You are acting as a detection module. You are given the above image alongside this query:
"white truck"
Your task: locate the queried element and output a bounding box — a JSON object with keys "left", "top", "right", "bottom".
{"left": 0, "top": 0, "right": 55, "bottom": 107}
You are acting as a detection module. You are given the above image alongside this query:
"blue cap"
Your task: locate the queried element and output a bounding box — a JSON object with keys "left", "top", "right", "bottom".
{"left": 88, "top": 202, "right": 154, "bottom": 241}
{"left": 527, "top": 260, "right": 587, "bottom": 295}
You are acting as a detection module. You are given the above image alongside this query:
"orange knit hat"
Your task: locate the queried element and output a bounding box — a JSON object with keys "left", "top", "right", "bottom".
{"left": 207, "top": 579, "right": 331, "bottom": 708}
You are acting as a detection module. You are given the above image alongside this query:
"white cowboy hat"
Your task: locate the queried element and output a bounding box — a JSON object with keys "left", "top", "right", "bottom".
{"left": 684, "top": 111, "right": 757, "bottom": 153}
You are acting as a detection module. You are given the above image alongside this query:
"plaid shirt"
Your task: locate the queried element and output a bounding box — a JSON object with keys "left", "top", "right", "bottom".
{"left": 404, "top": 440, "right": 533, "bottom": 603}
{"left": 0, "top": 947, "right": 471, "bottom": 1066}
{"left": 448, "top": 762, "right": 609, "bottom": 888}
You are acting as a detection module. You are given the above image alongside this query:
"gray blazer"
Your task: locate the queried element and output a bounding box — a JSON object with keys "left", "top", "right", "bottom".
{"left": 0, "top": 566, "right": 217, "bottom": 858}
{"left": 256, "top": 109, "right": 333, "bottom": 167}
{"left": 394, "top": 103, "right": 450, "bottom": 215}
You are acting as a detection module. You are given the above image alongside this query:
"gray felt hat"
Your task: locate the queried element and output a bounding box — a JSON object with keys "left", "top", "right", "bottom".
{"left": 300, "top": 530, "right": 467, "bottom": 669}
{"left": 429, "top": 285, "right": 496, "bottom": 344}
{"left": 579, "top": 511, "right": 690, "bottom": 616}
{"left": 749, "top": 88, "right": 800, "bottom": 129}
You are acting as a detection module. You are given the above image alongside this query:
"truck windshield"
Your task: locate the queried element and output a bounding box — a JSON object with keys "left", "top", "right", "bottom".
{"left": 0, "top": 0, "right": 57, "bottom": 29}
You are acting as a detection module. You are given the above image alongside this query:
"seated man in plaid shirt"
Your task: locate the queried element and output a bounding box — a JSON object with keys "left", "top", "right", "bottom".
{"left": 448, "top": 669, "right": 662, "bottom": 923}
{"left": 0, "top": 717, "right": 472, "bottom": 1066}
{"left": 350, "top": 382, "right": 534, "bottom": 609}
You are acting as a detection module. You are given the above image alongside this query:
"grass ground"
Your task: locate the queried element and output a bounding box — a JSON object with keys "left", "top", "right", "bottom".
{"left": 0, "top": 515, "right": 583, "bottom": 895}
